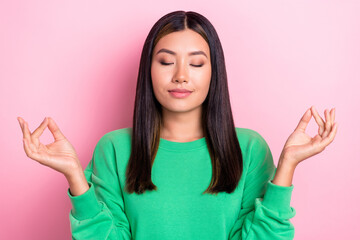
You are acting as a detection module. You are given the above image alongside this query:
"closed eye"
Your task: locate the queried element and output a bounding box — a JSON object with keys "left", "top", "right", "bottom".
{"left": 160, "top": 62, "right": 173, "bottom": 66}
{"left": 191, "top": 64, "right": 203, "bottom": 67}
{"left": 160, "top": 62, "right": 203, "bottom": 67}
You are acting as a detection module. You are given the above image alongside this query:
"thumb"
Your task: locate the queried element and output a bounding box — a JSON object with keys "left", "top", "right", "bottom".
{"left": 47, "top": 117, "right": 66, "bottom": 141}
{"left": 294, "top": 108, "right": 311, "bottom": 132}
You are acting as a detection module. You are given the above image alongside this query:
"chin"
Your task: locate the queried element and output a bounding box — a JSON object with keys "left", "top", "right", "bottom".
{"left": 162, "top": 104, "right": 201, "bottom": 113}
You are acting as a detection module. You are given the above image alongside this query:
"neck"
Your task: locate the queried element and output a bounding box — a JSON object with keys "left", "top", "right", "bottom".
{"left": 160, "top": 106, "right": 203, "bottom": 142}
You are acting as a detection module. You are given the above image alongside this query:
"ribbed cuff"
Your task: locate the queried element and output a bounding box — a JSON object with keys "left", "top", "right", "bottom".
{"left": 67, "top": 182, "right": 102, "bottom": 220}
{"left": 262, "top": 180, "right": 294, "bottom": 215}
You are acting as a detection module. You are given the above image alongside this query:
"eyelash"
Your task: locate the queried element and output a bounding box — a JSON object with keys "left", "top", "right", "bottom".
{"left": 160, "top": 62, "right": 203, "bottom": 67}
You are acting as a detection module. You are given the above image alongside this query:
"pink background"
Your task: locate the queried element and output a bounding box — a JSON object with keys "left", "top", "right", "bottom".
{"left": 1, "top": 1, "right": 359, "bottom": 239}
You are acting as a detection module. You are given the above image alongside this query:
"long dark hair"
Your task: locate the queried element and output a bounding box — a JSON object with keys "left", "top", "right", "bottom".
{"left": 125, "top": 10, "right": 243, "bottom": 195}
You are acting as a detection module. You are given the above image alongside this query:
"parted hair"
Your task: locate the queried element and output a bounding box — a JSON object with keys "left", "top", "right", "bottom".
{"left": 125, "top": 10, "right": 243, "bottom": 195}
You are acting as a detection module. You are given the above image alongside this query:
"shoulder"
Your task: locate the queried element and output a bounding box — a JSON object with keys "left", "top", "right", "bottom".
{"left": 235, "top": 127, "right": 274, "bottom": 172}
{"left": 234, "top": 127, "right": 269, "bottom": 149}
{"left": 234, "top": 127, "right": 272, "bottom": 163}
{"left": 96, "top": 127, "right": 132, "bottom": 149}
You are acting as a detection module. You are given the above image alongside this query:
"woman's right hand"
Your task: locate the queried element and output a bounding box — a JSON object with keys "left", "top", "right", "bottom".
{"left": 17, "top": 116, "right": 83, "bottom": 179}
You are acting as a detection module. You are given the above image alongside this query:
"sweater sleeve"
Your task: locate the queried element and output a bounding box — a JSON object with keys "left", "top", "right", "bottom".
{"left": 67, "top": 134, "right": 132, "bottom": 240}
{"left": 228, "top": 133, "right": 296, "bottom": 240}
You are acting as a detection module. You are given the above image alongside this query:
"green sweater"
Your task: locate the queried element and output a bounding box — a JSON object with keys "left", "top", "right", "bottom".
{"left": 68, "top": 127, "right": 296, "bottom": 240}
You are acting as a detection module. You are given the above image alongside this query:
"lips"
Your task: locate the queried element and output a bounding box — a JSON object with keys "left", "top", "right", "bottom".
{"left": 168, "top": 88, "right": 192, "bottom": 93}
{"left": 169, "top": 91, "right": 192, "bottom": 98}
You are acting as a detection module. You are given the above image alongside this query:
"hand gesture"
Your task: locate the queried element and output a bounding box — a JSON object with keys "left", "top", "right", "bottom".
{"left": 17, "top": 117, "right": 83, "bottom": 179}
{"left": 279, "top": 106, "right": 338, "bottom": 168}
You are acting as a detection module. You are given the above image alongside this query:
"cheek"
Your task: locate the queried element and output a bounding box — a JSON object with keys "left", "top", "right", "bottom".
{"left": 151, "top": 64, "right": 161, "bottom": 87}
{"left": 151, "top": 63, "right": 169, "bottom": 83}
{"left": 150, "top": 63, "right": 157, "bottom": 82}
{"left": 193, "top": 67, "right": 211, "bottom": 90}
{"left": 151, "top": 66, "right": 167, "bottom": 100}
{"left": 198, "top": 69, "right": 212, "bottom": 100}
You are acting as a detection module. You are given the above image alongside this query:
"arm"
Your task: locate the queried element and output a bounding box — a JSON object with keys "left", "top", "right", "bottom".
{"left": 67, "top": 134, "right": 132, "bottom": 240}
{"left": 228, "top": 134, "right": 296, "bottom": 240}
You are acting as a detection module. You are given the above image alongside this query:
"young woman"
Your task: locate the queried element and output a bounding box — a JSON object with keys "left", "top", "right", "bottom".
{"left": 17, "top": 10, "right": 337, "bottom": 240}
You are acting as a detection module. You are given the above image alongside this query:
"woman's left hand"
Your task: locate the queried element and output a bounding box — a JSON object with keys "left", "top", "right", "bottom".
{"left": 279, "top": 106, "right": 338, "bottom": 168}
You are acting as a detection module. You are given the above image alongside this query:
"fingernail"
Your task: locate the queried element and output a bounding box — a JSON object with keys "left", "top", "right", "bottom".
{"left": 44, "top": 117, "right": 47, "bottom": 121}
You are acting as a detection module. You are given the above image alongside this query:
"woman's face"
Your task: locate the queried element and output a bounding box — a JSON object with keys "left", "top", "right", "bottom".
{"left": 151, "top": 28, "right": 212, "bottom": 114}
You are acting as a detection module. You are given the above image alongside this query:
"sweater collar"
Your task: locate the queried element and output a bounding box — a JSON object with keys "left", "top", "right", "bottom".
{"left": 159, "top": 137, "right": 207, "bottom": 151}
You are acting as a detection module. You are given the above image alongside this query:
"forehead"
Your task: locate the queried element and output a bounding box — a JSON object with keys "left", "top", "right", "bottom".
{"left": 153, "top": 29, "right": 210, "bottom": 55}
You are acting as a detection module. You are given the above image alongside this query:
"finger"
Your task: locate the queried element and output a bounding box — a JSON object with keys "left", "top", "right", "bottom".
{"left": 20, "top": 119, "right": 32, "bottom": 143}
{"left": 47, "top": 117, "right": 66, "bottom": 141}
{"left": 23, "top": 138, "right": 41, "bottom": 161}
{"left": 31, "top": 117, "right": 48, "bottom": 139}
{"left": 330, "top": 108, "right": 335, "bottom": 124}
{"left": 322, "top": 109, "right": 332, "bottom": 138}
{"left": 17, "top": 117, "right": 25, "bottom": 136}
{"left": 294, "top": 108, "right": 312, "bottom": 132}
{"left": 22, "top": 138, "right": 31, "bottom": 157}
{"left": 23, "top": 138, "right": 32, "bottom": 155}
{"left": 311, "top": 106, "right": 325, "bottom": 136}
{"left": 25, "top": 134, "right": 37, "bottom": 152}
{"left": 18, "top": 117, "right": 31, "bottom": 147}
{"left": 23, "top": 138, "right": 35, "bottom": 157}
{"left": 320, "top": 121, "right": 338, "bottom": 149}
{"left": 17, "top": 117, "right": 22, "bottom": 129}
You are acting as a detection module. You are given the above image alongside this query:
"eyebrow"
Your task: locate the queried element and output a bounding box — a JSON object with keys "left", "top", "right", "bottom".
{"left": 155, "top": 48, "right": 208, "bottom": 59}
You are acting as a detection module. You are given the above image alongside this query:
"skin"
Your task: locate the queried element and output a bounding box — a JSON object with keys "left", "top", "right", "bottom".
{"left": 151, "top": 28, "right": 212, "bottom": 142}
{"left": 17, "top": 116, "right": 89, "bottom": 195}
{"left": 272, "top": 106, "right": 338, "bottom": 186}
{"left": 17, "top": 29, "right": 338, "bottom": 196}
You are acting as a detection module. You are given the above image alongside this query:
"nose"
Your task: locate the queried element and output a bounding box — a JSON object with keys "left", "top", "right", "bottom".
{"left": 172, "top": 62, "right": 188, "bottom": 83}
